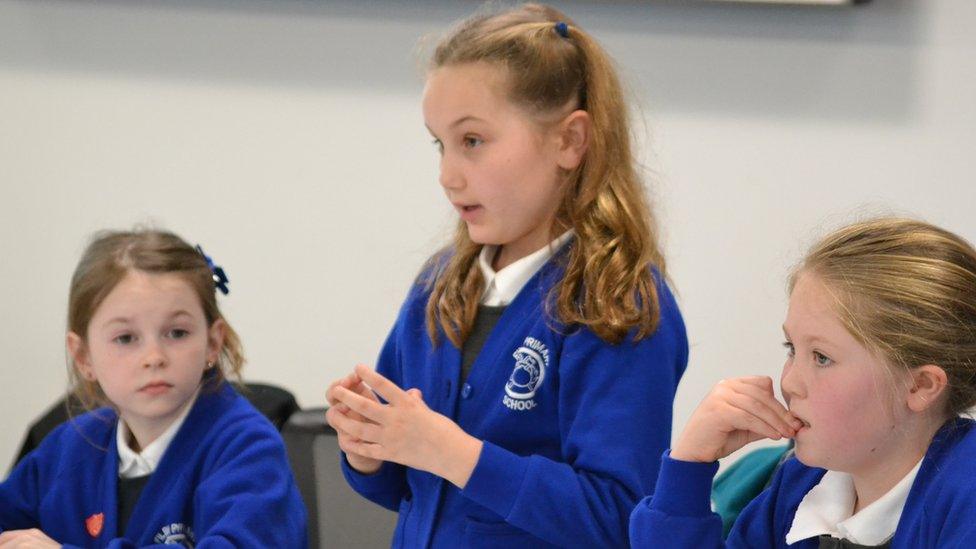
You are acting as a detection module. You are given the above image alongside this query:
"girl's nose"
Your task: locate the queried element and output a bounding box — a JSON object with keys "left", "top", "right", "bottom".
{"left": 439, "top": 155, "right": 464, "bottom": 190}
{"left": 780, "top": 361, "right": 804, "bottom": 401}
{"left": 142, "top": 340, "right": 166, "bottom": 369}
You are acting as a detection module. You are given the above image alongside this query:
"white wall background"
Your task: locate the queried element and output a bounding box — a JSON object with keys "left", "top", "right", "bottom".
{"left": 1, "top": 0, "right": 974, "bottom": 475}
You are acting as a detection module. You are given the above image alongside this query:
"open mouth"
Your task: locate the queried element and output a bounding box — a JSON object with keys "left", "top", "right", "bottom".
{"left": 455, "top": 203, "right": 484, "bottom": 220}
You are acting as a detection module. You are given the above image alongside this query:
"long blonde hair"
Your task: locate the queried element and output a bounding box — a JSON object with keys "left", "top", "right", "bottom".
{"left": 792, "top": 218, "right": 976, "bottom": 417}
{"left": 424, "top": 3, "right": 666, "bottom": 347}
{"left": 67, "top": 229, "right": 245, "bottom": 412}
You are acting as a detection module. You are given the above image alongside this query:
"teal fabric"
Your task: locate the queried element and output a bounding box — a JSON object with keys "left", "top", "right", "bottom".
{"left": 711, "top": 444, "right": 792, "bottom": 538}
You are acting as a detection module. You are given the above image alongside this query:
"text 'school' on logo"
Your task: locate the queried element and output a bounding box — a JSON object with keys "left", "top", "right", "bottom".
{"left": 503, "top": 337, "right": 549, "bottom": 412}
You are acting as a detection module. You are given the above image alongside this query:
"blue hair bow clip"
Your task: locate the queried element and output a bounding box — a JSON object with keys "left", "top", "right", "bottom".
{"left": 195, "top": 245, "right": 229, "bottom": 295}
{"left": 555, "top": 21, "right": 569, "bottom": 38}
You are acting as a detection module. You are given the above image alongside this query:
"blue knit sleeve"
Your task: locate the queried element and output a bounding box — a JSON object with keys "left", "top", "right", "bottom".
{"left": 629, "top": 451, "right": 725, "bottom": 548}
{"left": 631, "top": 450, "right": 816, "bottom": 549}
{"left": 461, "top": 279, "right": 688, "bottom": 548}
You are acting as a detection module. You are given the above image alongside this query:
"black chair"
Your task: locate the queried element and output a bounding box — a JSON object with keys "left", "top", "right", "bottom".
{"left": 282, "top": 408, "right": 397, "bottom": 549}
{"left": 12, "top": 381, "right": 300, "bottom": 471}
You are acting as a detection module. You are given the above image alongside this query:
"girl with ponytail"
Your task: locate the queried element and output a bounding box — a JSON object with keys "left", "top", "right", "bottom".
{"left": 326, "top": 4, "right": 687, "bottom": 547}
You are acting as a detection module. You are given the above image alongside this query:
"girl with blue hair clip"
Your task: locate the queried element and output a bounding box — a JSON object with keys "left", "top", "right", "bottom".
{"left": 325, "top": 3, "right": 688, "bottom": 547}
{"left": 0, "top": 229, "right": 306, "bottom": 548}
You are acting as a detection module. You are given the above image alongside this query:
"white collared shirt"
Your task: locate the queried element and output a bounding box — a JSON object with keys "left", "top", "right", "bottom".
{"left": 785, "top": 458, "right": 923, "bottom": 545}
{"left": 477, "top": 231, "right": 574, "bottom": 306}
{"left": 116, "top": 389, "right": 199, "bottom": 479}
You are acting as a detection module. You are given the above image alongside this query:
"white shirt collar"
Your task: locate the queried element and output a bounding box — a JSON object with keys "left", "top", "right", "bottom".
{"left": 116, "top": 389, "right": 199, "bottom": 479}
{"left": 785, "top": 458, "right": 923, "bottom": 545}
{"left": 477, "top": 231, "right": 574, "bottom": 306}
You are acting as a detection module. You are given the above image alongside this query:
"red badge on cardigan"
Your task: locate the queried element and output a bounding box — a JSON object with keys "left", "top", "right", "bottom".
{"left": 85, "top": 513, "right": 104, "bottom": 537}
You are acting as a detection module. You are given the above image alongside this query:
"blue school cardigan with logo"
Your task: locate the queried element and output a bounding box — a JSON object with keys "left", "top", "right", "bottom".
{"left": 341, "top": 249, "right": 689, "bottom": 548}
{"left": 0, "top": 382, "right": 307, "bottom": 548}
{"left": 629, "top": 418, "right": 976, "bottom": 548}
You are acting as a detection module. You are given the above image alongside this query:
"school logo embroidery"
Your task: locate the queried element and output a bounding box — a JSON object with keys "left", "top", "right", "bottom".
{"left": 503, "top": 336, "right": 549, "bottom": 411}
{"left": 85, "top": 513, "right": 104, "bottom": 538}
{"left": 153, "top": 523, "right": 196, "bottom": 547}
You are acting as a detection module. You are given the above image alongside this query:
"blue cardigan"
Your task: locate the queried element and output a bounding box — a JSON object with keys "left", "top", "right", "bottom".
{"left": 0, "top": 382, "right": 307, "bottom": 548}
{"left": 630, "top": 418, "right": 976, "bottom": 548}
{"left": 342, "top": 249, "right": 688, "bottom": 548}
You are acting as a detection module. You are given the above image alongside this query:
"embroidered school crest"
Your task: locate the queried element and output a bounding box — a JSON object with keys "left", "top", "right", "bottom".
{"left": 153, "top": 522, "right": 196, "bottom": 547}
{"left": 85, "top": 513, "right": 104, "bottom": 537}
{"left": 503, "top": 336, "right": 549, "bottom": 411}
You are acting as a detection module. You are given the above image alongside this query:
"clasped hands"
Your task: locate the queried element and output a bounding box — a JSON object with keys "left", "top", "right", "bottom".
{"left": 325, "top": 365, "right": 482, "bottom": 489}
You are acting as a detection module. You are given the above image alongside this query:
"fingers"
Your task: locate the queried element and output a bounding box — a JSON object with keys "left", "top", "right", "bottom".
{"left": 0, "top": 529, "right": 57, "bottom": 548}
{"left": 355, "top": 364, "right": 408, "bottom": 405}
{"left": 325, "top": 407, "right": 357, "bottom": 438}
{"left": 674, "top": 376, "right": 800, "bottom": 463}
{"left": 735, "top": 376, "right": 776, "bottom": 390}
{"left": 337, "top": 436, "right": 384, "bottom": 462}
{"left": 716, "top": 378, "right": 800, "bottom": 437}
{"left": 326, "top": 371, "right": 362, "bottom": 406}
{"left": 328, "top": 406, "right": 382, "bottom": 443}
{"left": 724, "top": 405, "right": 790, "bottom": 441}
{"left": 333, "top": 385, "right": 389, "bottom": 423}
{"left": 406, "top": 388, "right": 423, "bottom": 400}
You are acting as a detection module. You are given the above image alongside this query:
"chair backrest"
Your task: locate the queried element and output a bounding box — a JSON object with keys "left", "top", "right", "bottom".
{"left": 10, "top": 381, "right": 300, "bottom": 473}
{"left": 282, "top": 408, "right": 397, "bottom": 549}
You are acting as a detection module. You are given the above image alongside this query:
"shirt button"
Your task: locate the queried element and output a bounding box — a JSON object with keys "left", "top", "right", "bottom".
{"left": 461, "top": 383, "right": 473, "bottom": 399}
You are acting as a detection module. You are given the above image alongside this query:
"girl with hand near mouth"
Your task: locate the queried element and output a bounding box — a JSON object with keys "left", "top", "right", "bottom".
{"left": 0, "top": 229, "right": 306, "bottom": 548}
{"left": 631, "top": 217, "right": 976, "bottom": 548}
{"left": 326, "top": 3, "right": 688, "bottom": 547}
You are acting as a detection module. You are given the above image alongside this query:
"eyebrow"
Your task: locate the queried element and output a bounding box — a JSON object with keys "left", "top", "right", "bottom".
{"left": 102, "top": 317, "right": 132, "bottom": 328}
{"left": 425, "top": 116, "right": 487, "bottom": 137}
{"left": 449, "top": 115, "right": 485, "bottom": 128}
{"left": 100, "top": 310, "right": 194, "bottom": 329}
{"left": 782, "top": 325, "right": 833, "bottom": 347}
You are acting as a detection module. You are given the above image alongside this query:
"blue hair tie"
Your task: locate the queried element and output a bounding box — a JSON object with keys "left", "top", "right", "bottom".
{"left": 195, "top": 244, "right": 229, "bottom": 295}
{"left": 555, "top": 21, "right": 569, "bottom": 38}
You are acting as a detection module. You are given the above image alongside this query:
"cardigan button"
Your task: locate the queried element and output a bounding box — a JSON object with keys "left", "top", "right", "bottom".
{"left": 461, "top": 383, "right": 473, "bottom": 399}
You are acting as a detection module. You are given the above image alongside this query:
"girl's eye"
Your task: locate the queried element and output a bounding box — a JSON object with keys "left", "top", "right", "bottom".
{"left": 431, "top": 138, "right": 443, "bottom": 155}
{"left": 168, "top": 329, "right": 190, "bottom": 340}
{"left": 782, "top": 341, "right": 795, "bottom": 358}
{"left": 114, "top": 334, "right": 134, "bottom": 345}
{"left": 813, "top": 351, "right": 833, "bottom": 367}
{"left": 462, "top": 135, "right": 483, "bottom": 149}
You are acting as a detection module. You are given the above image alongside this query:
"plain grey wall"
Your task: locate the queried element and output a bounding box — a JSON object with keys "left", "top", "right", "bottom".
{"left": 2, "top": 0, "right": 974, "bottom": 478}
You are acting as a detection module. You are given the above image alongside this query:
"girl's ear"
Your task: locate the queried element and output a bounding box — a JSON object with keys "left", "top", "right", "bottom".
{"left": 906, "top": 364, "right": 949, "bottom": 413}
{"left": 67, "top": 332, "right": 95, "bottom": 381}
{"left": 555, "top": 109, "right": 591, "bottom": 171}
{"left": 207, "top": 319, "right": 227, "bottom": 365}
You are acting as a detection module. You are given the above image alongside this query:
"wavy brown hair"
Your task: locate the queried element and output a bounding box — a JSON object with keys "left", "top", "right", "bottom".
{"left": 67, "top": 229, "right": 245, "bottom": 412}
{"left": 424, "top": 3, "right": 666, "bottom": 347}
{"left": 791, "top": 218, "right": 976, "bottom": 417}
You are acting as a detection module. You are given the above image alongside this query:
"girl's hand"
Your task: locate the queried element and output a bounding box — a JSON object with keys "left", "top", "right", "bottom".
{"left": 671, "top": 376, "right": 802, "bottom": 463}
{"left": 325, "top": 370, "right": 384, "bottom": 474}
{"left": 329, "top": 364, "right": 483, "bottom": 489}
{"left": 0, "top": 529, "right": 60, "bottom": 548}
